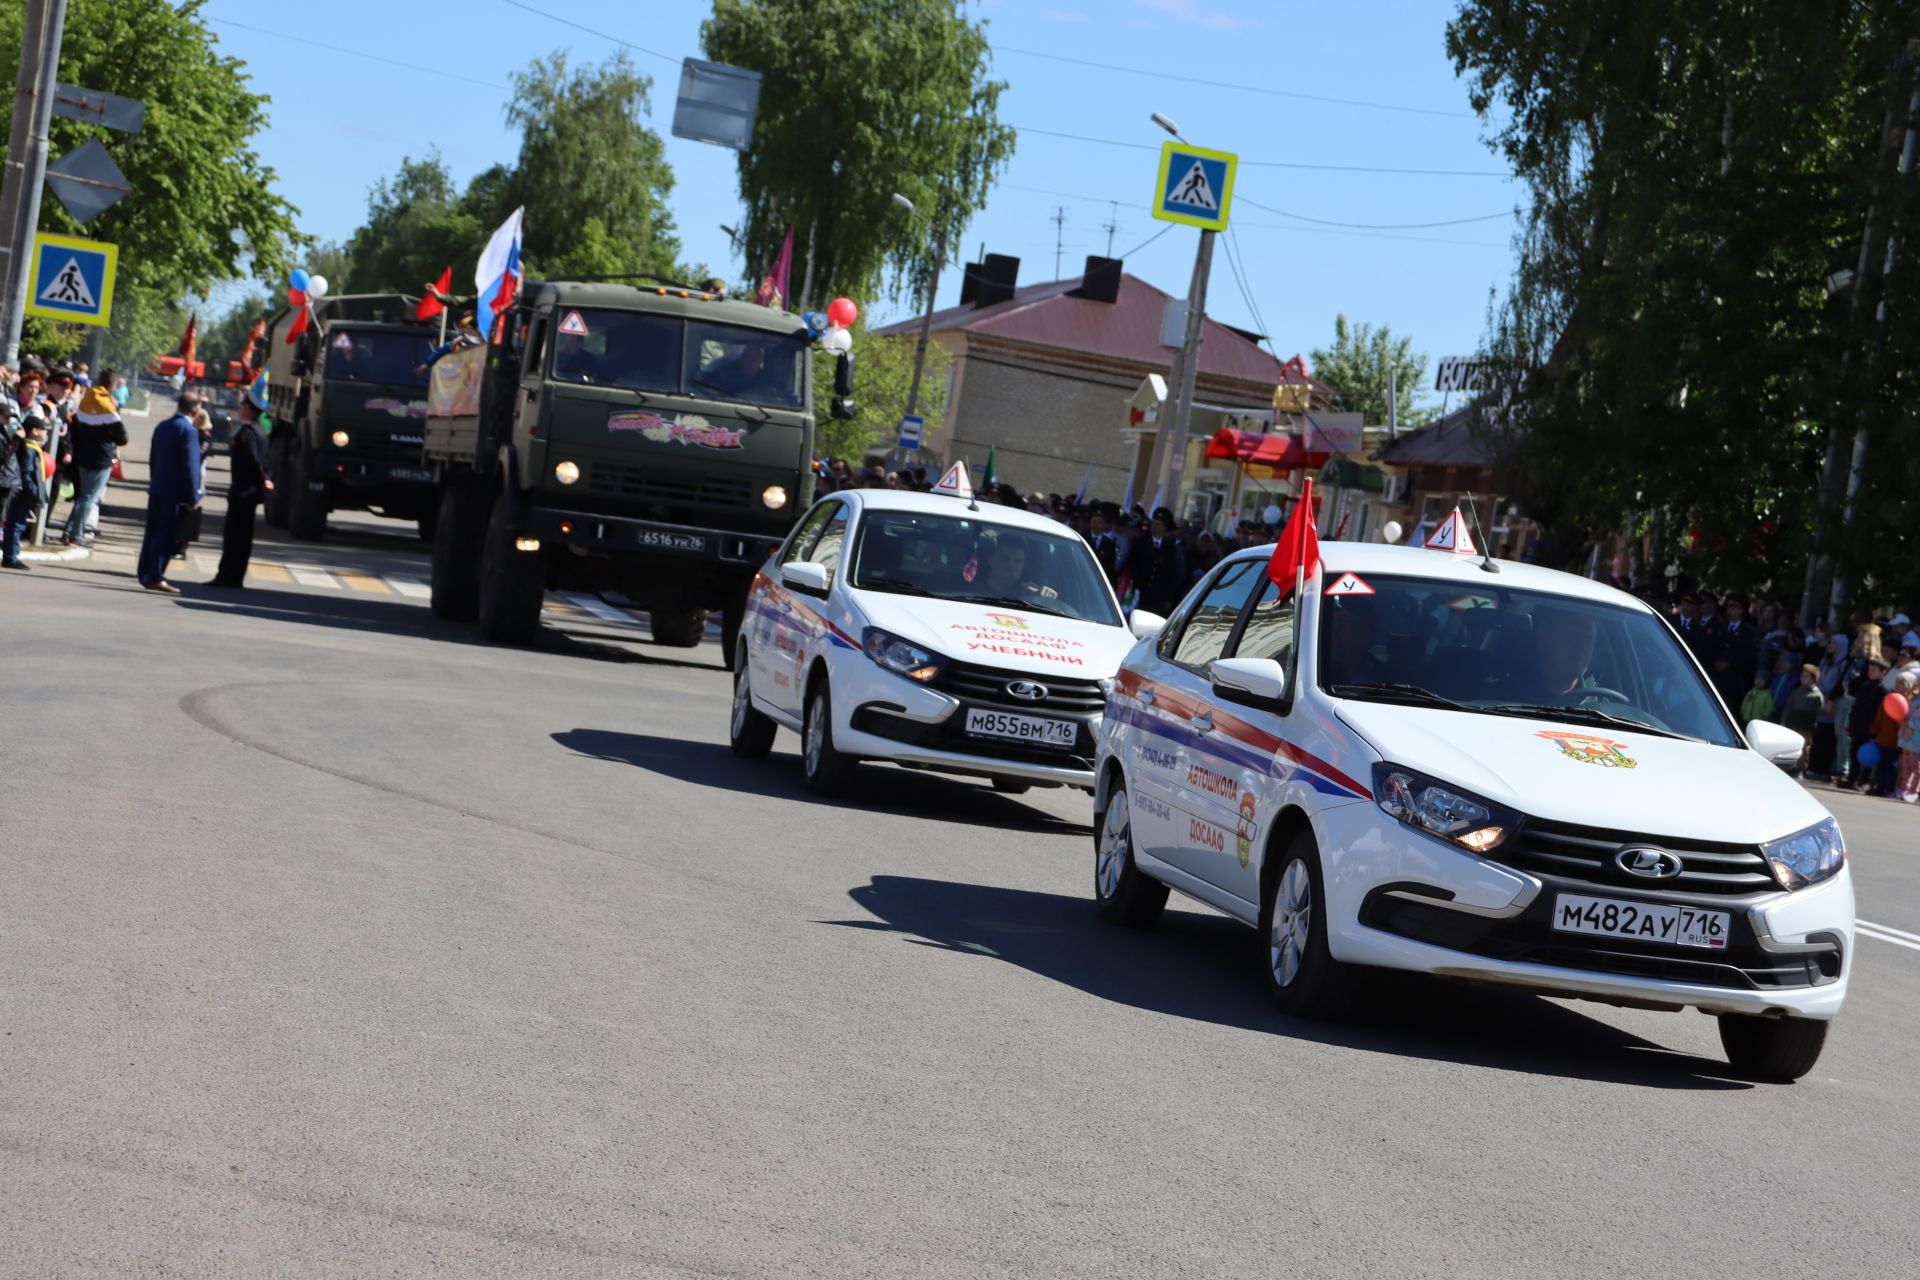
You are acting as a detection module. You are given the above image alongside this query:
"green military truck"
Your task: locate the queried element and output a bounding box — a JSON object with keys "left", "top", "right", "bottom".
{"left": 260, "top": 294, "right": 440, "bottom": 541}
{"left": 423, "top": 280, "right": 849, "bottom": 655}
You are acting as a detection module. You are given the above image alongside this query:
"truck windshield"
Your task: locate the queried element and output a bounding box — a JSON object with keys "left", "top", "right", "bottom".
{"left": 848, "top": 510, "right": 1122, "bottom": 627}
{"left": 325, "top": 330, "right": 432, "bottom": 388}
{"left": 548, "top": 309, "right": 810, "bottom": 408}
{"left": 1316, "top": 573, "right": 1740, "bottom": 745}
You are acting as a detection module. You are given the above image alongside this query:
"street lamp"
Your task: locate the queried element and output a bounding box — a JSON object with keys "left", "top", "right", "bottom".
{"left": 1151, "top": 112, "right": 1185, "bottom": 141}
{"left": 894, "top": 191, "right": 946, "bottom": 423}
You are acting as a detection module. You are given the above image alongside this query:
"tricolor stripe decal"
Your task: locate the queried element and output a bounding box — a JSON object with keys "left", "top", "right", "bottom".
{"left": 1113, "top": 669, "right": 1371, "bottom": 800}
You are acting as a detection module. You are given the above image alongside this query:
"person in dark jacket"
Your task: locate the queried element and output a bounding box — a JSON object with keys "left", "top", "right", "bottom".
{"left": 136, "top": 393, "right": 203, "bottom": 594}
{"left": 1085, "top": 506, "right": 1123, "bottom": 585}
{"left": 208, "top": 387, "right": 272, "bottom": 588}
{"left": 1124, "top": 509, "right": 1189, "bottom": 616}
{"left": 1709, "top": 592, "right": 1759, "bottom": 705}
{"left": 3, "top": 411, "right": 51, "bottom": 568}
{"left": 61, "top": 370, "right": 128, "bottom": 546}
{"left": 1846, "top": 658, "right": 1889, "bottom": 790}
{"left": 0, "top": 413, "right": 21, "bottom": 560}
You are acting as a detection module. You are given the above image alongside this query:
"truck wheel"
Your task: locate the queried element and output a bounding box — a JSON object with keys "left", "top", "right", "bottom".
{"left": 476, "top": 490, "right": 547, "bottom": 645}
{"left": 1718, "top": 1014, "right": 1829, "bottom": 1081}
{"left": 288, "top": 447, "right": 328, "bottom": 541}
{"left": 649, "top": 609, "right": 709, "bottom": 648}
{"left": 263, "top": 439, "right": 291, "bottom": 529}
{"left": 416, "top": 506, "right": 439, "bottom": 542}
{"left": 430, "top": 476, "right": 485, "bottom": 621}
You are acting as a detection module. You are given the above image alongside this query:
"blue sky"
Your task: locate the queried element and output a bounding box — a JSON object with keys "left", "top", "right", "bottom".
{"left": 200, "top": 0, "right": 1520, "bottom": 406}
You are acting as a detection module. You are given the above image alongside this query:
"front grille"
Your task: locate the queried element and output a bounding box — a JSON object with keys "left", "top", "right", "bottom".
{"left": 589, "top": 461, "right": 752, "bottom": 511}
{"left": 1494, "top": 819, "right": 1779, "bottom": 898}
{"left": 932, "top": 659, "right": 1105, "bottom": 715}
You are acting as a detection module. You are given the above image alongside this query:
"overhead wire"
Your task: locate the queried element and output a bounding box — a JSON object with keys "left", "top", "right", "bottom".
{"left": 206, "top": 19, "right": 509, "bottom": 90}
{"left": 1235, "top": 195, "right": 1515, "bottom": 230}
{"left": 1012, "top": 125, "right": 1510, "bottom": 177}
{"left": 497, "top": 0, "right": 681, "bottom": 65}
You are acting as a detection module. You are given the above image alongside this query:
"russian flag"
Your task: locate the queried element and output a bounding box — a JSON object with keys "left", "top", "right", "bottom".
{"left": 475, "top": 206, "right": 525, "bottom": 341}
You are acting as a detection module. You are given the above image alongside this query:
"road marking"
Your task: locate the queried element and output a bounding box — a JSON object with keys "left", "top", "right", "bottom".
{"left": 386, "top": 576, "right": 431, "bottom": 599}
{"left": 249, "top": 562, "right": 292, "bottom": 584}
{"left": 334, "top": 571, "right": 391, "bottom": 594}
{"left": 1857, "top": 926, "right": 1920, "bottom": 953}
{"left": 1860, "top": 918, "right": 1920, "bottom": 943}
{"left": 191, "top": 552, "right": 220, "bottom": 574}
{"left": 285, "top": 564, "right": 342, "bottom": 590}
{"left": 559, "top": 592, "right": 642, "bottom": 627}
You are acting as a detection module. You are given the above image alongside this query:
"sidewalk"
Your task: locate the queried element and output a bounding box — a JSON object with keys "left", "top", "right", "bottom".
{"left": 16, "top": 399, "right": 158, "bottom": 563}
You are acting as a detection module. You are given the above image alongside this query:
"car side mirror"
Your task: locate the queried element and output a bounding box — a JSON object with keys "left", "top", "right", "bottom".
{"left": 1211, "top": 657, "right": 1289, "bottom": 710}
{"left": 1129, "top": 609, "right": 1167, "bottom": 642}
{"left": 780, "top": 561, "right": 831, "bottom": 598}
{"left": 1745, "top": 718, "right": 1804, "bottom": 766}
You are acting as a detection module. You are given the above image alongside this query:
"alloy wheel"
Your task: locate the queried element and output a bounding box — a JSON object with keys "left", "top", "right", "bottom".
{"left": 1270, "top": 858, "right": 1312, "bottom": 988}
{"left": 1097, "top": 793, "right": 1131, "bottom": 899}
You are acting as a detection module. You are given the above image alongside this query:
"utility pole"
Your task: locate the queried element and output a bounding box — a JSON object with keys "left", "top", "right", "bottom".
{"left": 1102, "top": 201, "right": 1121, "bottom": 257}
{"left": 1160, "top": 230, "right": 1215, "bottom": 518}
{"left": 1050, "top": 206, "right": 1067, "bottom": 278}
{"left": 905, "top": 224, "right": 947, "bottom": 419}
{"left": 0, "top": 0, "right": 68, "bottom": 364}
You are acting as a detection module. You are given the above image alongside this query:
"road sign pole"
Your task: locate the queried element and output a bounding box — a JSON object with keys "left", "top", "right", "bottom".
{"left": 1160, "top": 228, "right": 1215, "bottom": 522}
{"left": 0, "top": 0, "right": 68, "bottom": 365}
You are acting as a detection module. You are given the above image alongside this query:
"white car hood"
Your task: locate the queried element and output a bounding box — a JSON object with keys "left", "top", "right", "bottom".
{"left": 855, "top": 592, "right": 1136, "bottom": 679}
{"left": 1333, "top": 702, "right": 1832, "bottom": 845}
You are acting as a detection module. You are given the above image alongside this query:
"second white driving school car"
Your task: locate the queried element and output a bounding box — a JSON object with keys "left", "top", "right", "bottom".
{"left": 1092, "top": 540, "right": 1854, "bottom": 1081}
{"left": 729, "top": 484, "right": 1142, "bottom": 795}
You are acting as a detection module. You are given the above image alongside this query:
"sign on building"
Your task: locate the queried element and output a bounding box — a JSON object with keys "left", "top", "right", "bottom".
{"left": 25, "top": 231, "right": 116, "bottom": 327}
{"left": 1435, "top": 357, "right": 1491, "bottom": 392}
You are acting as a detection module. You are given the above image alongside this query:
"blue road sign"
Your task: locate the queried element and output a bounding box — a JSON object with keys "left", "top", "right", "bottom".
{"left": 896, "top": 413, "right": 925, "bottom": 451}
{"left": 26, "top": 231, "right": 117, "bottom": 327}
{"left": 1152, "top": 141, "right": 1237, "bottom": 232}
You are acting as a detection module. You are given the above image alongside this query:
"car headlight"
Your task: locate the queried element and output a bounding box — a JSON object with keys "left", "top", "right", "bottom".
{"left": 1761, "top": 817, "right": 1845, "bottom": 889}
{"left": 862, "top": 627, "right": 942, "bottom": 683}
{"left": 1372, "top": 763, "right": 1515, "bottom": 853}
{"left": 762, "top": 484, "right": 788, "bottom": 509}
{"left": 554, "top": 460, "right": 580, "bottom": 485}
{"left": 330, "top": 429, "right": 350, "bottom": 448}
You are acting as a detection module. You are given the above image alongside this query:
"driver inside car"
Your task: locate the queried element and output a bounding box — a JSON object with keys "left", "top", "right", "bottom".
{"left": 1509, "top": 606, "right": 1599, "bottom": 700}
{"left": 979, "top": 534, "right": 1059, "bottom": 601}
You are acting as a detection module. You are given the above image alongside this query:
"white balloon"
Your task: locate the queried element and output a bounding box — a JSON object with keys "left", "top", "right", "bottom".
{"left": 820, "top": 325, "right": 852, "bottom": 356}
{"left": 307, "top": 274, "right": 330, "bottom": 300}
{"left": 1262, "top": 504, "right": 1282, "bottom": 526}
{"left": 1382, "top": 520, "right": 1404, "bottom": 544}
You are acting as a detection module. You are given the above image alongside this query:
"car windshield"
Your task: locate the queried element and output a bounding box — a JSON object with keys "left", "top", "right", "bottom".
{"left": 549, "top": 309, "right": 809, "bottom": 408}
{"left": 324, "top": 330, "right": 431, "bottom": 388}
{"left": 1316, "top": 573, "right": 1740, "bottom": 746}
{"left": 848, "top": 509, "right": 1122, "bottom": 627}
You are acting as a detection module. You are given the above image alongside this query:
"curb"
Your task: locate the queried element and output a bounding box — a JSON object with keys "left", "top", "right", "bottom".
{"left": 18, "top": 544, "right": 93, "bottom": 563}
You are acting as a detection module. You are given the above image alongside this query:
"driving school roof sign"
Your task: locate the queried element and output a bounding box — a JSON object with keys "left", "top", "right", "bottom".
{"left": 25, "top": 231, "right": 117, "bottom": 327}
{"left": 1152, "top": 141, "right": 1237, "bottom": 231}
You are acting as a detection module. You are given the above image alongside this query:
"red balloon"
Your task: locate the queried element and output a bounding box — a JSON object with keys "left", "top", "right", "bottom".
{"left": 288, "top": 287, "right": 308, "bottom": 307}
{"left": 1883, "top": 692, "right": 1910, "bottom": 722}
{"left": 827, "top": 296, "right": 859, "bottom": 328}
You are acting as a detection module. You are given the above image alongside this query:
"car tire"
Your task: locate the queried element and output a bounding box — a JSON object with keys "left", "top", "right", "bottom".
{"left": 429, "top": 474, "right": 485, "bottom": 621}
{"left": 650, "top": 608, "right": 709, "bottom": 648}
{"left": 288, "top": 446, "right": 328, "bottom": 541}
{"left": 416, "top": 506, "right": 438, "bottom": 542}
{"left": 1718, "top": 1014, "right": 1828, "bottom": 1081}
{"left": 801, "top": 679, "right": 857, "bottom": 796}
{"left": 1260, "top": 832, "right": 1359, "bottom": 1019}
{"left": 1093, "top": 781, "right": 1169, "bottom": 927}
{"left": 990, "top": 778, "right": 1032, "bottom": 795}
{"left": 729, "top": 643, "right": 777, "bottom": 760}
{"left": 476, "top": 489, "right": 546, "bottom": 645}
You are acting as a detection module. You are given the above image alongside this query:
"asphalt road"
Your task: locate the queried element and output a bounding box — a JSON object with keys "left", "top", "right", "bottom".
{"left": 2, "top": 431, "right": 1917, "bottom": 1277}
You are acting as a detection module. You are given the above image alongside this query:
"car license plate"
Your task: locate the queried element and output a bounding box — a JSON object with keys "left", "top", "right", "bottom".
{"left": 1552, "top": 893, "right": 1729, "bottom": 949}
{"left": 637, "top": 529, "right": 708, "bottom": 554}
{"left": 964, "top": 708, "right": 1076, "bottom": 747}
{"left": 387, "top": 465, "right": 431, "bottom": 482}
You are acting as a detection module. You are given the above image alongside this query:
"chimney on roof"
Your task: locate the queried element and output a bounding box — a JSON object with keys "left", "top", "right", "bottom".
{"left": 961, "top": 253, "right": 1020, "bottom": 308}
{"left": 1071, "top": 255, "right": 1122, "bottom": 304}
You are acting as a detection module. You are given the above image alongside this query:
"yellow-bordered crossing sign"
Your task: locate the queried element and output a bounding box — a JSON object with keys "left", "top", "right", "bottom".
{"left": 1152, "top": 141, "right": 1237, "bottom": 231}
{"left": 26, "top": 230, "right": 117, "bottom": 327}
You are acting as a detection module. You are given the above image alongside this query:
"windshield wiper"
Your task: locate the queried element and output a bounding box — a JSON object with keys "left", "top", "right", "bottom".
{"left": 1480, "top": 702, "right": 1694, "bottom": 741}
{"left": 952, "top": 593, "right": 1073, "bottom": 619}
{"left": 686, "top": 377, "right": 770, "bottom": 421}
{"left": 859, "top": 576, "right": 937, "bottom": 598}
{"left": 1326, "top": 681, "right": 1471, "bottom": 711}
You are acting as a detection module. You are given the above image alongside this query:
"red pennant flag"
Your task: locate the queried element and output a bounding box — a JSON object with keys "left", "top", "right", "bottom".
{"left": 1266, "top": 476, "right": 1321, "bottom": 589}
{"left": 415, "top": 266, "right": 453, "bottom": 320}
{"left": 283, "top": 305, "right": 310, "bottom": 344}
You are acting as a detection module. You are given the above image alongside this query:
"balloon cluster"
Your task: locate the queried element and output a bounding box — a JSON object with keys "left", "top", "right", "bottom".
{"left": 282, "top": 266, "right": 331, "bottom": 343}
{"left": 803, "top": 296, "right": 859, "bottom": 356}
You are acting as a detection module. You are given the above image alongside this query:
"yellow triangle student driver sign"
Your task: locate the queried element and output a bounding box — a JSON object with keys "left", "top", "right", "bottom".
{"left": 1424, "top": 508, "right": 1478, "bottom": 555}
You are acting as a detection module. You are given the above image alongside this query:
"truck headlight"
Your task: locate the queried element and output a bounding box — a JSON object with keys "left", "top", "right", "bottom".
{"left": 862, "top": 627, "right": 942, "bottom": 683}
{"left": 1761, "top": 817, "right": 1845, "bottom": 889}
{"left": 1373, "top": 763, "right": 1514, "bottom": 853}
{"left": 554, "top": 460, "right": 580, "bottom": 485}
{"left": 330, "top": 430, "right": 350, "bottom": 448}
{"left": 762, "top": 484, "right": 788, "bottom": 509}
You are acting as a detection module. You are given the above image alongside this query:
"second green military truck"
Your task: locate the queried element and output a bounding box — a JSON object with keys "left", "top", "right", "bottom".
{"left": 423, "top": 280, "right": 850, "bottom": 656}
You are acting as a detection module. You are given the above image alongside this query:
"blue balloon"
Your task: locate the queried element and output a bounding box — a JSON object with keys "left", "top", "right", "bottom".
{"left": 802, "top": 311, "right": 828, "bottom": 334}
{"left": 289, "top": 267, "right": 310, "bottom": 291}
{"left": 1858, "top": 742, "right": 1882, "bottom": 767}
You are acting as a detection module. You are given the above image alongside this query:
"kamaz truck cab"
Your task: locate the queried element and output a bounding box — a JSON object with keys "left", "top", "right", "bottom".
{"left": 424, "top": 280, "right": 849, "bottom": 656}
{"left": 261, "top": 293, "right": 438, "bottom": 541}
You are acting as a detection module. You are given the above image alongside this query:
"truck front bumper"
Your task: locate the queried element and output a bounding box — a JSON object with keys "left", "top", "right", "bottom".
{"left": 527, "top": 507, "right": 783, "bottom": 567}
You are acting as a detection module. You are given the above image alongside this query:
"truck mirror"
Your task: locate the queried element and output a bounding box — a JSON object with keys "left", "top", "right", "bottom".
{"left": 833, "top": 351, "right": 854, "bottom": 396}
{"left": 830, "top": 396, "right": 856, "bottom": 421}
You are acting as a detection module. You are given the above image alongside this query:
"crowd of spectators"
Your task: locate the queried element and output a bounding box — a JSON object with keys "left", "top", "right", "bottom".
{"left": 1, "top": 355, "right": 129, "bottom": 568}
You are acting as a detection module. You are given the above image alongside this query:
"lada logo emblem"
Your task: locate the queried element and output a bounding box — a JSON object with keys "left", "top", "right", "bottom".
{"left": 1006, "top": 679, "right": 1049, "bottom": 702}
{"left": 1615, "top": 846, "right": 1683, "bottom": 880}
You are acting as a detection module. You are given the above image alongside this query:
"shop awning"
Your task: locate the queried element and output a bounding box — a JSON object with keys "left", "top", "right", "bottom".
{"left": 1205, "top": 427, "right": 1320, "bottom": 470}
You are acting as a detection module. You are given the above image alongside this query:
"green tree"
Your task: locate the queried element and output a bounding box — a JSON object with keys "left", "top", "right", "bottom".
{"left": 0, "top": 0, "right": 300, "bottom": 365}
{"left": 1308, "top": 316, "right": 1430, "bottom": 427}
{"left": 810, "top": 326, "right": 951, "bottom": 461}
{"left": 1447, "top": 2, "right": 1910, "bottom": 603}
{"left": 342, "top": 153, "right": 479, "bottom": 297}
{"left": 702, "top": 0, "right": 1015, "bottom": 309}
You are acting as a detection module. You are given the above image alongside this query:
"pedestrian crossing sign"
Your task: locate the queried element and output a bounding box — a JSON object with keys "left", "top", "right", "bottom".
{"left": 25, "top": 230, "right": 117, "bottom": 327}
{"left": 1153, "top": 142, "right": 1236, "bottom": 231}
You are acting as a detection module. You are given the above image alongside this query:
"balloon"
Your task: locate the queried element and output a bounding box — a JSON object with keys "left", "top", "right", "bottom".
{"left": 819, "top": 325, "right": 852, "bottom": 357}
{"left": 1885, "top": 692, "right": 1911, "bottom": 722}
{"left": 1382, "top": 520, "right": 1404, "bottom": 544}
{"left": 288, "top": 287, "right": 307, "bottom": 307}
{"left": 307, "top": 274, "right": 329, "bottom": 300}
{"left": 801, "top": 311, "right": 828, "bottom": 334}
{"left": 1262, "top": 505, "right": 1283, "bottom": 526}
{"left": 827, "top": 296, "right": 859, "bottom": 328}
{"left": 289, "top": 267, "right": 310, "bottom": 291}
{"left": 1858, "top": 742, "right": 1882, "bottom": 767}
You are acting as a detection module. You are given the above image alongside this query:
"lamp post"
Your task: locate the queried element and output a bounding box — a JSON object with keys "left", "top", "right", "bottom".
{"left": 893, "top": 192, "right": 947, "bottom": 421}
{"left": 1139, "top": 112, "right": 1215, "bottom": 524}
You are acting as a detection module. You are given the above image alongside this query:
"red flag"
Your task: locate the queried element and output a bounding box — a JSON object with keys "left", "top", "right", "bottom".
{"left": 415, "top": 266, "right": 453, "bottom": 320}
{"left": 177, "top": 312, "right": 198, "bottom": 367}
{"left": 1266, "top": 476, "right": 1321, "bottom": 588}
{"left": 283, "top": 305, "right": 309, "bottom": 344}
{"left": 754, "top": 225, "right": 794, "bottom": 309}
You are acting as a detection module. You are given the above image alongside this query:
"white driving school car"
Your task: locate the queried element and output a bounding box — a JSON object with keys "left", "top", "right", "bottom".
{"left": 729, "top": 487, "right": 1141, "bottom": 796}
{"left": 1093, "top": 541, "right": 1853, "bottom": 1080}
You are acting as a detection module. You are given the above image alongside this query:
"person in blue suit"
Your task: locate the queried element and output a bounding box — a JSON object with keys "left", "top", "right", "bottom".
{"left": 137, "top": 392, "right": 204, "bottom": 594}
